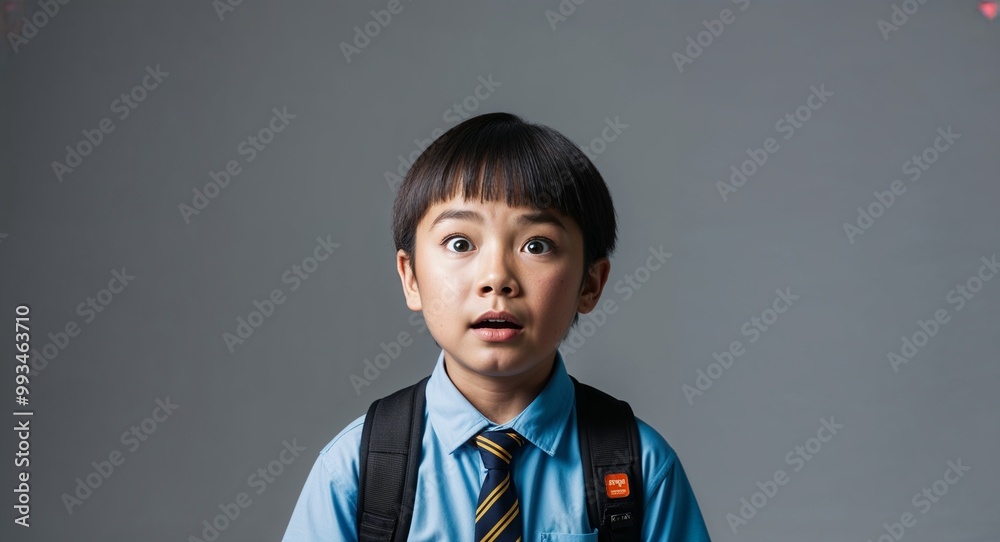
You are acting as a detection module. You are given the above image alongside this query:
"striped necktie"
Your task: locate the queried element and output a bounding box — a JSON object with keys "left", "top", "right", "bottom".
{"left": 471, "top": 429, "right": 526, "bottom": 542}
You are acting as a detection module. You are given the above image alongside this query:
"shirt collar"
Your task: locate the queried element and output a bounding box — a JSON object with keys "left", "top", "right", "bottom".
{"left": 425, "top": 348, "right": 575, "bottom": 457}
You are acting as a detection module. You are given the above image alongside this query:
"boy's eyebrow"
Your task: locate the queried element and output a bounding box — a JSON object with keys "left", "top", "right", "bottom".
{"left": 430, "top": 209, "right": 567, "bottom": 231}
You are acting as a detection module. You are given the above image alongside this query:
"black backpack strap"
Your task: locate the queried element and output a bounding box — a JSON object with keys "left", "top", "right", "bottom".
{"left": 571, "top": 375, "right": 644, "bottom": 542}
{"left": 356, "top": 376, "right": 429, "bottom": 542}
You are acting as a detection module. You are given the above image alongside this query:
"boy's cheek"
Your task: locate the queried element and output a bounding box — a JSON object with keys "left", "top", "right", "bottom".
{"left": 422, "top": 295, "right": 456, "bottom": 323}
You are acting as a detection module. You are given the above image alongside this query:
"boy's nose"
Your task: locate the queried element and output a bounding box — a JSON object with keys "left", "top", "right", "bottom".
{"left": 477, "top": 254, "right": 519, "bottom": 297}
{"left": 480, "top": 283, "right": 515, "bottom": 296}
{"left": 478, "top": 270, "right": 517, "bottom": 296}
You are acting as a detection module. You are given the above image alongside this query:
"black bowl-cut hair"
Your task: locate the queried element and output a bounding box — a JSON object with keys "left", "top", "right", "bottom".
{"left": 391, "top": 112, "right": 618, "bottom": 327}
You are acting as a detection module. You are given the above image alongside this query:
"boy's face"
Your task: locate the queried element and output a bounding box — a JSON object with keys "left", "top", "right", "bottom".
{"left": 396, "top": 194, "right": 610, "bottom": 380}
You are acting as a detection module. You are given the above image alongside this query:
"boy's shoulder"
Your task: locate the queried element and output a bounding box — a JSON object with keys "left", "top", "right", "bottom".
{"left": 313, "top": 413, "right": 367, "bottom": 491}
{"left": 320, "top": 412, "right": 367, "bottom": 456}
{"left": 572, "top": 377, "right": 683, "bottom": 490}
{"left": 632, "top": 415, "right": 683, "bottom": 489}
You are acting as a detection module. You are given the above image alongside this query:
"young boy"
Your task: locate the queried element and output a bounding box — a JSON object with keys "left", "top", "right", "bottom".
{"left": 282, "top": 112, "right": 711, "bottom": 541}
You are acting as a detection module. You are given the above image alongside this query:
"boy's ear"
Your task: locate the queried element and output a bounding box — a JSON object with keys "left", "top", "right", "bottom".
{"left": 396, "top": 249, "right": 423, "bottom": 312}
{"left": 576, "top": 257, "right": 611, "bottom": 314}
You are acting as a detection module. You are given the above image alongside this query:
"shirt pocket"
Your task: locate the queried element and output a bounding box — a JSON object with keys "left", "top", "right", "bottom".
{"left": 540, "top": 531, "right": 599, "bottom": 542}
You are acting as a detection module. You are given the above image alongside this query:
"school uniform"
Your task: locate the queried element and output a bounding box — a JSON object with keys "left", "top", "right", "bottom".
{"left": 283, "top": 349, "right": 711, "bottom": 541}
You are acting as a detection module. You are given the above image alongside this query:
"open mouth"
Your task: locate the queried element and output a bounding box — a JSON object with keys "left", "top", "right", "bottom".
{"left": 470, "top": 319, "right": 523, "bottom": 330}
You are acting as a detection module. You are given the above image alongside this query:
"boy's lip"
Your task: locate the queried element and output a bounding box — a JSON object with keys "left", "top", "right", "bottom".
{"left": 470, "top": 310, "right": 524, "bottom": 328}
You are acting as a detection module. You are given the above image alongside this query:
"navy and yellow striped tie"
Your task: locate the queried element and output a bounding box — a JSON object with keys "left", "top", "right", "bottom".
{"left": 471, "top": 429, "right": 526, "bottom": 542}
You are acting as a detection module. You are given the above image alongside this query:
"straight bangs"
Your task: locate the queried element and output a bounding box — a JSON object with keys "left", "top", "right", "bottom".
{"left": 415, "top": 118, "right": 581, "bottom": 218}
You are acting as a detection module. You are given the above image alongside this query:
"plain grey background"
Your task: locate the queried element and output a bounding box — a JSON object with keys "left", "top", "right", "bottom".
{"left": 2, "top": 0, "right": 998, "bottom": 540}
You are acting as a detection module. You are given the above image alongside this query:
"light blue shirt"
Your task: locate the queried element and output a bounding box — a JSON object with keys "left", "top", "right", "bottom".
{"left": 283, "top": 349, "right": 712, "bottom": 541}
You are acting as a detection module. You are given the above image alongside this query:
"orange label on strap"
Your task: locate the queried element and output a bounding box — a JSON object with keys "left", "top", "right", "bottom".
{"left": 604, "top": 473, "right": 630, "bottom": 498}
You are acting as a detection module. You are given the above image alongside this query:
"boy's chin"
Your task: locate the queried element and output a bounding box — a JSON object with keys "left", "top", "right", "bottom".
{"left": 448, "top": 347, "right": 549, "bottom": 377}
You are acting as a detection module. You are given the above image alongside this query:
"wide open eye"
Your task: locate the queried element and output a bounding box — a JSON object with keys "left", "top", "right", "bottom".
{"left": 524, "top": 237, "right": 555, "bottom": 255}
{"left": 443, "top": 235, "right": 474, "bottom": 253}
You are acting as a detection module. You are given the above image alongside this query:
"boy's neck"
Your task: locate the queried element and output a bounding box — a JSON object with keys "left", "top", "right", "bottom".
{"left": 443, "top": 350, "right": 558, "bottom": 427}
